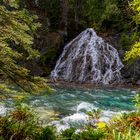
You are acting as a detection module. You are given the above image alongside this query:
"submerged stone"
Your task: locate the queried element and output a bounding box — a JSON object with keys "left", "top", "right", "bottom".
{"left": 51, "top": 28, "right": 123, "bottom": 84}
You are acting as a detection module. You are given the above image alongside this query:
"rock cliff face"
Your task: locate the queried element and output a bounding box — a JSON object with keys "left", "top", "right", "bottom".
{"left": 51, "top": 28, "right": 124, "bottom": 84}
{"left": 24, "top": 32, "right": 64, "bottom": 76}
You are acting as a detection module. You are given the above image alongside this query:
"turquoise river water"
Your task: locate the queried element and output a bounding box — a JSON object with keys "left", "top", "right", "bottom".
{"left": 0, "top": 86, "right": 139, "bottom": 131}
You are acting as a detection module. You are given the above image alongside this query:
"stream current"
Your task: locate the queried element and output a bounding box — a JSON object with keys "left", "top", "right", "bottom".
{"left": 0, "top": 86, "right": 139, "bottom": 131}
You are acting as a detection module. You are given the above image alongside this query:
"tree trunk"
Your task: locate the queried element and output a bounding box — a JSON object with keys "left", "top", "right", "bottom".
{"left": 74, "top": 0, "right": 83, "bottom": 31}
{"left": 60, "top": 0, "right": 68, "bottom": 36}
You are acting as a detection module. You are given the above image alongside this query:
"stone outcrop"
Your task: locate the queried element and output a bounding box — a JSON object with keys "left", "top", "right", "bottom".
{"left": 51, "top": 28, "right": 124, "bottom": 85}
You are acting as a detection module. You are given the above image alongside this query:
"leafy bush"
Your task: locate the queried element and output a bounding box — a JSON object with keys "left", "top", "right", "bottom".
{"left": 124, "top": 0, "right": 140, "bottom": 61}
{"left": 36, "top": 126, "right": 56, "bottom": 140}
{"left": 133, "top": 94, "right": 140, "bottom": 112}
{"left": 72, "top": 128, "right": 105, "bottom": 140}
{"left": 0, "top": 105, "right": 56, "bottom": 140}
{"left": 60, "top": 127, "right": 105, "bottom": 140}
{"left": 119, "top": 33, "right": 131, "bottom": 50}
{"left": 0, "top": 94, "right": 140, "bottom": 140}
{"left": 61, "top": 127, "right": 76, "bottom": 140}
{"left": 105, "top": 111, "right": 140, "bottom": 139}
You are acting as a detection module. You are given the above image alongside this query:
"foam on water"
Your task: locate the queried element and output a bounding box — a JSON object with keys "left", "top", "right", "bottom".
{"left": 76, "top": 102, "right": 96, "bottom": 112}
{"left": 52, "top": 109, "right": 120, "bottom": 132}
{"left": 0, "top": 87, "right": 137, "bottom": 132}
{"left": 62, "top": 113, "right": 88, "bottom": 123}
{"left": 0, "top": 105, "right": 6, "bottom": 116}
{"left": 50, "top": 101, "right": 124, "bottom": 132}
{"left": 50, "top": 113, "right": 89, "bottom": 132}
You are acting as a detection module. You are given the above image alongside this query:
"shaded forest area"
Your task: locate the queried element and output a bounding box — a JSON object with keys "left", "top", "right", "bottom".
{"left": 16, "top": 0, "right": 140, "bottom": 84}
{"left": 1, "top": 0, "right": 140, "bottom": 85}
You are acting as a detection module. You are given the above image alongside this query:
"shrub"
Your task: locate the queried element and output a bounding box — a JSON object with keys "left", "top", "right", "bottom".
{"left": 105, "top": 111, "right": 140, "bottom": 140}
{"left": 0, "top": 94, "right": 140, "bottom": 140}
{"left": 36, "top": 126, "right": 56, "bottom": 140}
{"left": 0, "top": 105, "right": 56, "bottom": 140}
{"left": 61, "top": 127, "right": 76, "bottom": 140}
{"left": 72, "top": 128, "right": 105, "bottom": 140}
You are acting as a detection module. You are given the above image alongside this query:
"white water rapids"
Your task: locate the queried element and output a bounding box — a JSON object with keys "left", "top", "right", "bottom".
{"left": 51, "top": 28, "right": 123, "bottom": 84}
{"left": 0, "top": 87, "right": 137, "bottom": 132}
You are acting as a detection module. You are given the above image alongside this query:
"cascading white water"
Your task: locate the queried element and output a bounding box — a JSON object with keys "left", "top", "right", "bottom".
{"left": 51, "top": 28, "right": 123, "bottom": 84}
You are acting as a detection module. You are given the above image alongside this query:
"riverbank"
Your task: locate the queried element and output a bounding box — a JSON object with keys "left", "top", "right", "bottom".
{"left": 47, "top": 79, "right": 140, "bottom": 90}
{"left": 1, "top": 82, "right": 140, "bottom": 139}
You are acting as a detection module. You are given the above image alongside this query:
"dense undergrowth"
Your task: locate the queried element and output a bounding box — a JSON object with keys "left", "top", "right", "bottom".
{"left": 0, "top": 95, "right": 140, "bottom": 140}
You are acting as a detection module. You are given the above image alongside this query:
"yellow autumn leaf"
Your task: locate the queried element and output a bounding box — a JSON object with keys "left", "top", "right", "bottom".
{"left": 97, "top": 122, "right": 106, "bottom": 129}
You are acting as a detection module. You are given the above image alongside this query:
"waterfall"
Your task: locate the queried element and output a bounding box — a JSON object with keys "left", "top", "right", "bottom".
{"left": 51, "top": 28, "right": 123, "bottom": 84}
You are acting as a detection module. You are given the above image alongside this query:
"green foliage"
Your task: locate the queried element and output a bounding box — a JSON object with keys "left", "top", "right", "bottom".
{"left": 105, "top": 94, "right": 140, "bottom": 140}
{"left": 110, "top": 127, "right": 140, "bottom": 140}
{"left": 60, "top": 98, "right": 140, "bottom": 140}
{"left": 86, "top": 109, "right": 102, "bottom": 128}
{"left": 60, "top": 127, "right": 105, "bottom": 140}
{"left": 124, "top": 0, "right": 140, "bottom": 61}
{"left": 0, "top": 104, "right": 56, "bottom": 140}
{"left": 1, "top": 97, "right": 140, "bottom": 140}
{"left": 72, "top": 128, "right": 105, "bottom": 140}
{"left": 83, "top": 0, "right": 121, "bottom": 28}
{"left": 0, "top": 105, "right": 37, "bottom": 140}
{"left": 39, "top": 32, "right": 63, "bottom": 75}
{"left": 87, "top": 109, "right": 102, "bottom": 120}
{"left": 125, "top": 41, "right": 140, "bottom": 60}
{"left": 131, "top": 0, "right": 140, "bottom": 26}
{"left": 119, "top": 31, "right": 139, "bottom": 51}
{"left": 18, "top": 0, "right": 61, "bottom": 29}
{"left": 60, "top": 109, "right": 106, "bottom": 140}
{"left": 36, "top": 126, "right": 56, "bottom": 140}
{"left": 18, "top": 0, "right": 131, "bottom": 32}
{"left": 67, "top": 0, "right": 131, "bottom": 33}
{"left": 119, "top": 33, "right": 131, "bottom": 50}
{"left": 61, "top": 127, "right": 76, "bottom": 140}
{"left": 0, "top": 2, "right": 50, "bottom": 97}
{"left": 133, "top": 94, "right": 140, "bottom": 112}
{"left": 105, "top": 111, "right": 140, "bottom": 140}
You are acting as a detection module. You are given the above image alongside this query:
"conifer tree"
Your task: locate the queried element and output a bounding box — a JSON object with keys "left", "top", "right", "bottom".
{"left": 0, "top": 1, "right": 50, "bottom": 97}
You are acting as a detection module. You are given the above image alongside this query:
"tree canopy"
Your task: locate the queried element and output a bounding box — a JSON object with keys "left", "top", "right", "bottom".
{"left": 0, "top": 1, "right": 50, "bottom": 97}
{"left": 125, "top": 0, "right": 140, "bottom": 60}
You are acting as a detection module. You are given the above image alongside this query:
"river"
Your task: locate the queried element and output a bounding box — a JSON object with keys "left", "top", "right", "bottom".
{"left": 0, "top": 86, "right": 139, "bottom": 131}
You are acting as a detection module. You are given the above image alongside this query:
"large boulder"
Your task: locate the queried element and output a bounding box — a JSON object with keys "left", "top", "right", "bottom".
{"left": 51, "top": 28, "right": 124, "bottom": 85}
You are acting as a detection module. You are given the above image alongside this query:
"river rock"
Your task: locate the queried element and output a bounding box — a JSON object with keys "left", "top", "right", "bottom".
{"left": 51, "top": 28, "right": 124, "bottom": 85}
